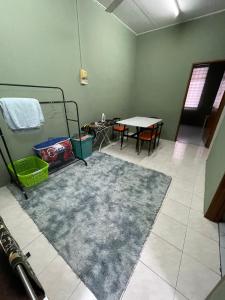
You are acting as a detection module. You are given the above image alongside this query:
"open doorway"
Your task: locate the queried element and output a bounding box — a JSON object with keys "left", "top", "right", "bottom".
{"left": 176, "top": 61, "right": 225, "bottom": 147}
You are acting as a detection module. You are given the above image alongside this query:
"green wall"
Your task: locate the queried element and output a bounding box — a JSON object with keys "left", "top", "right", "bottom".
{"left": 207, "top": 276, "right": 225, "bottom": 300}
{"left": 204, "top": 112, "right": 225, "bottom": 213}
{"left": 1, "top": 1, "right": 225, "bottom": 187}
{"left": 0, "top": 0, "right": 136, "bottom": 185}
{"left": 133, "top": 12, "right": 225, "bottom": 140}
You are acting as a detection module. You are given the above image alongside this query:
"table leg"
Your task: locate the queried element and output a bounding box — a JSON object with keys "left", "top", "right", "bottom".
{"left": 99, "top": 128, "right": 111, "bottom": 152}
{"left": 136, "top": 126, "right": 140, "bottom": 153}
{"left": 99, "top": 132, "right": 106, "bottom": 152}
{"left": 105, "top": 128, "right": 111, "bottom": 144}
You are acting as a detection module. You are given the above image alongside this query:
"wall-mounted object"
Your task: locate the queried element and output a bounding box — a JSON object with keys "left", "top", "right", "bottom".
{"left": 101, "top": 113, "right": 106, "bottom": 122}
{"left": 80, "top": 69, "right": 88, "bottom": 85}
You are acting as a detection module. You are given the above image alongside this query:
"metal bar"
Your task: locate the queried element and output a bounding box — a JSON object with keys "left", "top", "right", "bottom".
{"left": 123, "top": 133, "right": 137, "bottom": 139}
{"left": 0, "top": 129, "right": 20, "bottom": 185}
{"left": 0, "top": 147, "right": 13, "bottom": 181}
{"left": 41, "top": 100, "right": 87, "bottom": 165}
{"left": 41, "top": 101, "right": 63, "bottom": 104}
{"left": 41, "top": 100, "right": 74, "bottom": 105}
{"left": 60, "top": 91, "right": 70, "bottom": 137}
{"left": 0, "top": 83, "right": 64, "bottom": 95}
{"left": 0, "top": 84, "right": 87, "bottom": 196}
{"left": 48, "top": 158, "right": 80, "bottom": 174}
{"left": 16, "top": 264, "right": 38, "bottom": 300}
{"left": 0, "top": 83, "right": 70, "bottom": 137}
{"left": 136, "top": 126, "right": 140, "bottom": 153}
{"left": 67, "top": 118, "right": 78, "bottom": 122}
{"left": 0, "top": 131, "right": 28, "bottom": 199}
{"left": 73, "top": 102, "right": 86, "bottom": 165}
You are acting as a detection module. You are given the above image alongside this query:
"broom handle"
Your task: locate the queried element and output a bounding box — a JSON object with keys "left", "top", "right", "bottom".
{"left": 16, "top": 264, "right": 38, "bottom": 300}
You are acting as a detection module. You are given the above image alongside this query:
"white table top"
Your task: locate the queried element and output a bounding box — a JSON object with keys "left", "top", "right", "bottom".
{"left": 117, "top": 116, "right": 162, "bottom": 128}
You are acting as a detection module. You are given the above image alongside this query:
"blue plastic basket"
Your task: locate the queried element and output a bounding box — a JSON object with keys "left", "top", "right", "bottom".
{"left": 33, "top": 137, "right": 70, "bottom": 153}
{"left": 33, "top": 137, "right": 74, "bottom": 169}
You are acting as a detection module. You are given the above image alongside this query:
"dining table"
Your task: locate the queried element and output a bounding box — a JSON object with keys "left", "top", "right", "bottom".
{"left": 117, "top": 116, "right": 163, "bottom": 151}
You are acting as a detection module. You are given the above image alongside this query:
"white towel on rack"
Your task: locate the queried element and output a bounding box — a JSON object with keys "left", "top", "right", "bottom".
{"left": 0, "top": 98, "right": 44, "bottom": 131}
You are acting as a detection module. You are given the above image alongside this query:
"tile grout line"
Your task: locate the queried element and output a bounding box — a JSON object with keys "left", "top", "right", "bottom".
{"left": 150, "top": 231, "right": 184, "bottom": 252}
{"left": 152, "top": 221, "right": 221, "bottom": 276}
{"left": 139, "top": 259, "right": 177, "bottom": 291}
{"left": 139, "top": 186, "right": 206, "bottom": 298}
{"left": 181, "top": 250, "right": 221, "bottom": 276}
{"left": 173, "top": 289, "right": 190, "bottom": 300}
{"left": 173, "top": 187, "right": 194, "bottom": 300}
{"left": 162, "top": 202, "right": 220, "bottom": 243}
{"left": 149, "top": 187, "right": 220, "bottom": 294}
{"left": 157, "top": 211, "right": 189, "bottom": 228}
{"left": 108, "top": 141, "right": 210, "bottom": 300}
{"left": 21, "top": 231, "right": 42, "bottom": 251}
{"left": 172, "top": 163, "right": 221, "bottom": 298}
{"left": 66, "top": 278, "right": 82, "bottom": 300}
{"left": 36, "top": 252, "right": 58, "bottom": 278}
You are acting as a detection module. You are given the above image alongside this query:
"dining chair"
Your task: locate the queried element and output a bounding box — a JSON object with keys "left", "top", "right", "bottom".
{"left": 138, "top": 120, "right": 164, "bottom": 155}
{"left": 154, "top": 121, "right": 164, "bottom": 148}
{"left": 147, "top": 117, "right": 164, "bottom": 150}
{"left": 112, "top": 118, "right": 129, "bottom": 150}
{"left": 138, "top": 126, "right": 157, "bottom": 155}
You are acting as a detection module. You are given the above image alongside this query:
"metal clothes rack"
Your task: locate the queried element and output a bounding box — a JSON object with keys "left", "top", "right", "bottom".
{"left": 0, "top": 83, "right": 87, "bottom": 199}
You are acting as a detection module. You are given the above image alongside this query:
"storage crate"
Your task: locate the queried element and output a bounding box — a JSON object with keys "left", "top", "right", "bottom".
{"left": 71, "top": 135, "right": 93, "bottom": 159}
{"left": 8, "top": 156, "right": 49, "bottom": 188}
{"left": 33, "top": 137, "right": 74, "bottom": 170}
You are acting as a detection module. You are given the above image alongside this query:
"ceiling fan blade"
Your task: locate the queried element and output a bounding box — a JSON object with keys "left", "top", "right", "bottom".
{"left": 105, "top": 0, "right": 124, "bottom": 13}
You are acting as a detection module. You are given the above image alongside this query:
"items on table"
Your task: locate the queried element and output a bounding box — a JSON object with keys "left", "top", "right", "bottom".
{"left": 81, "top": 118, "right": 121, "bottom": 151}
{"left": 101, "top": 113, "right": 106, "bottom": 122}
{"left": 82, "top": 118, "right": 119, "bottom": 136}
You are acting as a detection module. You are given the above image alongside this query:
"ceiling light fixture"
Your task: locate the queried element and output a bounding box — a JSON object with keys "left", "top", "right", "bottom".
{"left": 173, "top": 0, "right": 181, "bottom": 17}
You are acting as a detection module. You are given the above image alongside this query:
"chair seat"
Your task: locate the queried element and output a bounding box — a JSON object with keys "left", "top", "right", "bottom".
{"left": 113, "top": 125, "right": 128, "bottom": 132}
{"left": 139, "top": 131, "right": 156, "bottom": 141}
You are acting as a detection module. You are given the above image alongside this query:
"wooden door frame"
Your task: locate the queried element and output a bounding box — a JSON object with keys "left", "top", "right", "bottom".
{"left": 204, "top": 91, "right": 225, "bottom": 147}
{"left": 174, "top": 59, "right": 225, "bottom": 142}
{"left": 174, "top": 64, "right": 194, "bottom": 141}
{"left": 205, "top": 173, "right": 225, "bottom": 222}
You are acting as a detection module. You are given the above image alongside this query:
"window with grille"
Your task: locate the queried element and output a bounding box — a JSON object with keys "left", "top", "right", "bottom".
{"left": 213, "top": 71, "right": 225, "bottom": 109}
{"left": 184, "top": 66, "right": 209, "bottom": 109}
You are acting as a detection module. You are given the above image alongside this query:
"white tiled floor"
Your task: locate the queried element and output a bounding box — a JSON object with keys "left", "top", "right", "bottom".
{"left": 0, "top": 139, "right": 221, "bottom": 300}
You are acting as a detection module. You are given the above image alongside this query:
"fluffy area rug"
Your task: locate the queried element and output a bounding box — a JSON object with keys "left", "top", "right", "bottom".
{"left": 9, "top": 152, "right": 171, "bottom": 300}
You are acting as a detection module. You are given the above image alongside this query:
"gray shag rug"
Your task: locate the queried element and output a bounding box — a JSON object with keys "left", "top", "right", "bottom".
{"left": 9, "top": 152, "right": 171, "bottom": 300}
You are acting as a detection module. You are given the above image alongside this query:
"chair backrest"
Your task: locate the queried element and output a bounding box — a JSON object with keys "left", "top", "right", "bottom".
{"left": 140, "top": 125, "right": 157, "bottom": 135}
{"left": 113, "top": 117, "right": 120, "bottom": 122}
{"left": 156, "top": 121, "right": 163, "bottom": 136}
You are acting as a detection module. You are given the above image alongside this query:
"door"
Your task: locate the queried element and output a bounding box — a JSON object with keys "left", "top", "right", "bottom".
{"left": 203, "top": 91, "right": 225, "bottom": 148}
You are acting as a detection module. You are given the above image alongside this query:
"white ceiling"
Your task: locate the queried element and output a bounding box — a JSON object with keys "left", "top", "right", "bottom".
{"left": 97, "top": 0, "right": 225, "bottom": 34}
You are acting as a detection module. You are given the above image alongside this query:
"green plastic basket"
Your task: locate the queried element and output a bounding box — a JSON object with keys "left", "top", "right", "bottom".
{"left": 8, "top": 156, "right": 49, "bottom": 188}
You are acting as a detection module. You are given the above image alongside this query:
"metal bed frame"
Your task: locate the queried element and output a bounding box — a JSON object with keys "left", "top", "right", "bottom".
{"left": 0, "top": 83, "right": 87, "bottom": 199}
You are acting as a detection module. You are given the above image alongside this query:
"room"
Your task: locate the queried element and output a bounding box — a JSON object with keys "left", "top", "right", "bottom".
{"left": 0, "top": 0, "right": 225, "bottom": 299}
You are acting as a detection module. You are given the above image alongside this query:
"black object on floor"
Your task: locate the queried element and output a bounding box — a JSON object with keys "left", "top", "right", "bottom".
{"left": 0, "top": 216, "right": 45, "bottom": 300}
{"left": 0, "top": 247, "right": 29, "bottom": 300}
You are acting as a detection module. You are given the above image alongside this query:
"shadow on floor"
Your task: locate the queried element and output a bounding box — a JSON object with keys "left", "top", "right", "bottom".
{"left": 177, "top": 125, "right": 205, "bottom": 147}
